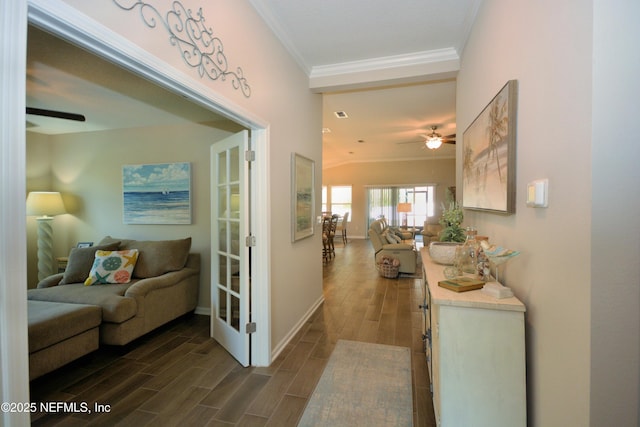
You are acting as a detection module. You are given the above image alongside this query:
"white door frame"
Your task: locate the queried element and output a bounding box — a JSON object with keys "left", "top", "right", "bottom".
{"left": 0, "top": 4, "right": 272, "bottom": 416}
{"left": 0, "top": 1, "right": 30, "bottom": 425}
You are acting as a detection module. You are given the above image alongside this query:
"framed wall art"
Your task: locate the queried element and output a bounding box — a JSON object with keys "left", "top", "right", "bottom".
{"left": 462, "top": 80, "right": 518, "bottom": 214}
{"left": 291, "top": 153, "right": 315, "bottom": 242}
{"left": 122, "top": 162, "right": 191, "bottom": 224}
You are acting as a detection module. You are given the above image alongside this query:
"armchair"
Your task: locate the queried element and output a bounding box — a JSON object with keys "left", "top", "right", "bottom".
{"left": 368, "top": 219, "right": 417, "bottom": 274}
{"left": 421, "top": 222, "right": 443, "bottom": 245}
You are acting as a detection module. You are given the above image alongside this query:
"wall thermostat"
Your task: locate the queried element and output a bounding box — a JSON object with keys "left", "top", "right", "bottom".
{"left": 526, "top": 179, "right": 548, "bottom": 208}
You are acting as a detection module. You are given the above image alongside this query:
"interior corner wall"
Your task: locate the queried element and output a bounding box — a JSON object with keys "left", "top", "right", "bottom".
{"left": 456, "top": 1, "right": 593, "bottom": 426}
{"left": 590, "top": 1, "right": 640, "bottom": 425}
{"left": 322, "top": 158, "right": 455, "bottom": 237}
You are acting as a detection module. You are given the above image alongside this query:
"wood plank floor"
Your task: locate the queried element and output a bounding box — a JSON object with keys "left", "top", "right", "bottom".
{"left": 29, "top": 238, "right": 436, "bottom": 426}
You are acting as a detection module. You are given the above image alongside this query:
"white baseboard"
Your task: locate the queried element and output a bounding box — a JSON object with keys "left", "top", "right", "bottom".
{"left": 194, "top": 297, "right": 327, "bottom": 367}
{"left": 194, "top": 306, "right": 209, "bottom": 315}
{"left": 343, "top": 235, "right": 366, "bottom": 240}
{"left": 270, "top": 295, "right": 325, "bottom": 362}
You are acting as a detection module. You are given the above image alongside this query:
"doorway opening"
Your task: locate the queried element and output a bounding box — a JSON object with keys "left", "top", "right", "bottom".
{"left": 25, "top": 7, "right": 271, "bottom": 366}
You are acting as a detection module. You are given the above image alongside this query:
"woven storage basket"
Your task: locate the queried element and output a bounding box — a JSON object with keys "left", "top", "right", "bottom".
{"left": 377, "top": 262, "right": 399, "bottom": 278}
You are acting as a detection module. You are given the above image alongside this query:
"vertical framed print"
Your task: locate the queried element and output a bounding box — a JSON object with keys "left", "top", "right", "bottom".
{"left": 291, "top": 153, "right": 315, "bottom": 242}
{"left": 462, "top": 80, "right": 518, "bottom": 214}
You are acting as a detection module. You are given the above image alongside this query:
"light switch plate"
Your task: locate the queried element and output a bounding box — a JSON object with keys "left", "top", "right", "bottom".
{"left": 526, "top": 179, "right": 548, "bottom": 207}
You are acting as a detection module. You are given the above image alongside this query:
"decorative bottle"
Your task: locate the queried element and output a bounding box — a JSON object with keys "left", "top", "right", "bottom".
{"left": 476, "top": 236, "right": 490, "bottom": 280}
{"left": 455, "top": 227, "right": 480, "bottom": 278}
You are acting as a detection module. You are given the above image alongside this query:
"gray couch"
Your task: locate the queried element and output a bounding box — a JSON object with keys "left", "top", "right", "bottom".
{"left": 368, "top": 219, "right": 417, "bottom": 274}
{"left": 28, "top": 300, "right": 101, "bottom": 380}
{"left": 27, "top": 236, "right": 200, "bottom": 378}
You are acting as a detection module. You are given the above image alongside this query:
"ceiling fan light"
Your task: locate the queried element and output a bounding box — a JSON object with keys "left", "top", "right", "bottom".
{"left": 426, "top": 137, "right": 442, "bottom": 149}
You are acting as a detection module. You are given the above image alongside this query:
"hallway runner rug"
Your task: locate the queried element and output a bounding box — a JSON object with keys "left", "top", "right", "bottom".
{"left": 298, "top": 339, "right": 413, "bottom": 426}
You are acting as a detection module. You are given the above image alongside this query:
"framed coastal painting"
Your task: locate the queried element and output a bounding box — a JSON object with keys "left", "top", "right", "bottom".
{"left": 122, "top": 162, "right": 191, "bottom": 224}
{"left": 291, "top": 153, "right": 315, "bottom": 242}
{"left": 462, "top": 80, "right": 518, "bottom": 214}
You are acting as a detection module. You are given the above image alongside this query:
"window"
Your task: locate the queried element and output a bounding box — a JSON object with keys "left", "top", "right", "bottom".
{"left": 321, "top": 186, "right": 328, "bottom": 213}
{"left": 329, "top": 186, "right": 352, "bottom": 220}
{"left": 402, "top": 186, "right": 435, "bottom": 227}
{"left": 322, "top": 185, "right": 352, "bottom": 220}
{"left": 366, "top": 185, "right": 435, "bottom": 229}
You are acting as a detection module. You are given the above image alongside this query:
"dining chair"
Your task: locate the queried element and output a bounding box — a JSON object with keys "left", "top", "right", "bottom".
{"left": 322, "top": 217, "right": 332, "bottom": 262}
{"left": 336, "top": 212, "right": 349, "bottom": 244}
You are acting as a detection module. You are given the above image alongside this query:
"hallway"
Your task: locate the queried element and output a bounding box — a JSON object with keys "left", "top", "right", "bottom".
{"left": 319, "top": 238, "right": 435, "bottom": 425}
{"left": 29, "top": 239, "right": 435, "bottom": 426}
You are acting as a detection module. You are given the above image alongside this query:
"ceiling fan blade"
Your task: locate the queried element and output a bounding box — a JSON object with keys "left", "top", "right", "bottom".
{"left": 442, "top": 133, "right": 456, "bottom": 144}
{"left": 26, "top": 107, "right": 86, "bottom": 122}
{"left": 396, "top": 140, "right": 422, "bottom": 145}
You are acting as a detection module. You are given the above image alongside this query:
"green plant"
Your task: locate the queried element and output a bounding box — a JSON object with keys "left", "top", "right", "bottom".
{"left": 439, "top": 202, "right": 465, "bottom": 242}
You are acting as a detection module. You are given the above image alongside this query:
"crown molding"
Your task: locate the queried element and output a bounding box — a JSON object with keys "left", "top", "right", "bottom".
{"left": 323, "top": 153, "right": 455, "bottom": 170}
{"left": 456, "top": 0, "right": 484, "bottom": 55}
{"left": 309, "top": 48, "right": 460, "bottom": 92}
{"left": 311, "top": 48, "right": 459, "bottom": 78}
{"left": 247, "top": 0, "right": 311, "bottom": 75}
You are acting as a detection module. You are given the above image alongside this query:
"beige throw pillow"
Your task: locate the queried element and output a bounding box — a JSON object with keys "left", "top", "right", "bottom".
{"left": 59, "top": 242, "right": 121, "bottom": 284}
{"left": 99, "top": 236, "right": 192, "bottom": 278}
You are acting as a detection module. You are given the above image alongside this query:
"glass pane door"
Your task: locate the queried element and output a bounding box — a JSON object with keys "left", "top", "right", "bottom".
{"left": 211, "top": 131, "right": 249, "bottom": 366}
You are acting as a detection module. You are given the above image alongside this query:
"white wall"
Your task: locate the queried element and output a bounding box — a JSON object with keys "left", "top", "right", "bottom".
{"left": 457, "top": 1, "right": 639, "bottom": 426}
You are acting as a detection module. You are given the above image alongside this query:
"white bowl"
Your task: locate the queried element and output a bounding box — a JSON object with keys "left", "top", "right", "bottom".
{"left": 429, "top": 241, "right": 461, "bottom": 265}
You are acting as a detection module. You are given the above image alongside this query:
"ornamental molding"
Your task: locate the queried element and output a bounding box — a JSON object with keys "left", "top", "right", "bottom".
{"left": 114, "top": 0, "right": 251, "bottom": 97}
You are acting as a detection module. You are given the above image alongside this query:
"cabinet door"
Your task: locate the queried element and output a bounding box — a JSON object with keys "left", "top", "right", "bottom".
{"left": 438, "top": 305, "right": 526, "bottom": 427}
{"left": 424, "top": 273, "right": 433, "bottom": 383}
{"left": 431, "top": 303, "right": 441, "bottom": 425}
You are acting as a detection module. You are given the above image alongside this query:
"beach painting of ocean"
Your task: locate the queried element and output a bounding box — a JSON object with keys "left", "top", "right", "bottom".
{"left": 122, "top": 162, "right": 191, "bottom": 224}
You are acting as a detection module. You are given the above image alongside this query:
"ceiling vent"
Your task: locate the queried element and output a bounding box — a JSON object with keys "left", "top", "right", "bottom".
{"left": 334, "top": 111, "right": 348, "bottom": 119}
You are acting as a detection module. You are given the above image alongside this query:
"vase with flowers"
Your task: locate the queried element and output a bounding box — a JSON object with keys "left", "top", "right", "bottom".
{"left": 428, "top": 201, "right": 465, "bottom": 265}
{"left": 438, "top": 201, "right": 465, "bottom": 243}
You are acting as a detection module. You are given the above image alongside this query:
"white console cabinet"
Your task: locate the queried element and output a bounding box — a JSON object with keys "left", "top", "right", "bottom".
{"left": 421, "top": 248, "right": 526, "bottom": 427}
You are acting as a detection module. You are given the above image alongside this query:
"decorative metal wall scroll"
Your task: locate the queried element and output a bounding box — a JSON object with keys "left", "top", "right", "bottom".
{"left": 114, "top": 0, "right": 251, "bottom": 97}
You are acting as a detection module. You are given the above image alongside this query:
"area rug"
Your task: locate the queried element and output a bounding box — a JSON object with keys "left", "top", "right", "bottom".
{"left": 298, "top": 340, "right": 413, "bottom": 426}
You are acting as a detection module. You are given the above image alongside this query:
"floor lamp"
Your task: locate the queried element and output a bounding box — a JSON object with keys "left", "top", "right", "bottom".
{"left": 397, "top": 202, "right": 412, "bottom": 229}
{"left": 26, "top": 192, "right": 66, "bottom": 281}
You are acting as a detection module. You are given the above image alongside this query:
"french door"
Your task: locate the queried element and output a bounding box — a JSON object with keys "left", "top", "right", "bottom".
{"left": 211, "top": 130, "right": 250, "bottom": 366}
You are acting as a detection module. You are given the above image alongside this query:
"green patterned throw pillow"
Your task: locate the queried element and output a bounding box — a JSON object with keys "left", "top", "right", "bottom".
{"left": 84, "top": 249, "right": 139, "bottom": 286}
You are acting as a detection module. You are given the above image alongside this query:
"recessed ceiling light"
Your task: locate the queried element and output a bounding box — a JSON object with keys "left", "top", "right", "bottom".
{"left": 334, "top": 111, "right": 348, "bottom": 119}
{"left": 357, "top": 139, "right": 365, "bottom": 143}
{"left": 322, "top": 128, "right": 331, "bottom": 134}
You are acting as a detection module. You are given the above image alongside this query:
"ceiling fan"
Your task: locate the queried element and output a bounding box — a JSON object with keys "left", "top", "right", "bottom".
{"left": 397, "top": 125, "right": 456, "bottom": 150}
{"left": 26, "top": 107, "right": 86, "bottom": 122}
{"left": 424, "top": 125, "right": 456, "bottom": 149}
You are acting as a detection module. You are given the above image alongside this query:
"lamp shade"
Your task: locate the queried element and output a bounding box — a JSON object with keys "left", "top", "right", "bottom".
{"left": 26, "top": 192, "right": 66, "bottom": 217}
{"left": 397, "top": 202, "right": 412, "bottom": 213}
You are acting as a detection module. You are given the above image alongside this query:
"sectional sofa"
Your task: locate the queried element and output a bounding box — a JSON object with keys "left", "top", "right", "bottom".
{"left": 27, "top": 236, "right": 200, "bottom": 379}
